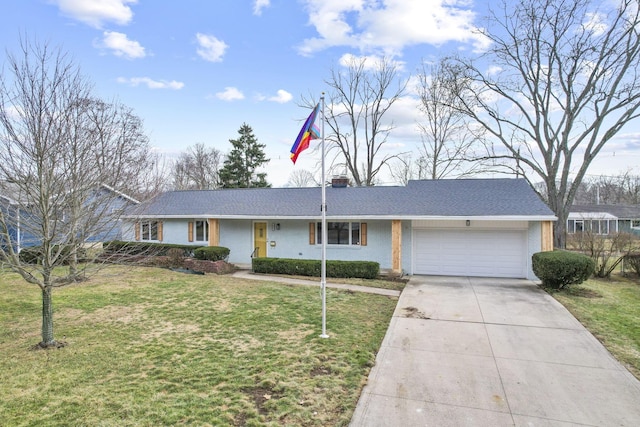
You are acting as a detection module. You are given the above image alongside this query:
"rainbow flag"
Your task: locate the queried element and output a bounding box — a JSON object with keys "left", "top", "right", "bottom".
{"left": 290, "top": 103, "right": 320, "bottom": 164}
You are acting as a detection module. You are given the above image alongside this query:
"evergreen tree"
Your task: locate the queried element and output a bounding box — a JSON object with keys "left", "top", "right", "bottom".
{"left": 219, "top": 123, "right": 270, "bottom": 188}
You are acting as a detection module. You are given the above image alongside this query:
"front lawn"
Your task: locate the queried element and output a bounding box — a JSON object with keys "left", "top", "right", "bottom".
{"left": 0, "top": 265, "right": 397, "bottom": 426}
{"left": 550, "top": 275, "right": 640, "bottom": 379}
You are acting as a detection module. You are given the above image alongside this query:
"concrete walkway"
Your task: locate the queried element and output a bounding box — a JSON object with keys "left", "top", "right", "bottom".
{"left": 350, "top": 276, "right": 640, "bottom": 426}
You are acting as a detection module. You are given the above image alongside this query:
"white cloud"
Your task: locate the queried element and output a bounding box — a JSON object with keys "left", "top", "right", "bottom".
{"left": 50, "top": 0, "right": 136, "bottom": 28}
{"left": 338, "top": 53, "right": 406, "bottom": 71}
{"left": 268, "top": 90, "right": 293, "bottom": 103}
{"left": 486, "top": 65, "right": 502, "bottom": 77}
{"left": 216, "top": 87, "right": 245, "bottom": 101}
{"left": 98, "top": 31, "right": 145, "bottom": 59}
{"left": 583, "top": 12, "right": 608, "bottom": 37}
{"left": 196, "top": 33, "right": 228, "bottom": 62}
{"left": 117, "top": 77, "right": 184, "bottom": 90}
{"left": 253, "top": 0, "right": 271, "bottom": 16}
{"left": 298, "top": 0, "right": 488, "bottom": 56}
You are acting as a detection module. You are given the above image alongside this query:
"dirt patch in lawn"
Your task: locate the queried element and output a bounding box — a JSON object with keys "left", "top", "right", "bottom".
{"left": 243, "top": 386, "right": 281, "bottom": 416}
{"left": 310, "top": 365, "right": 332, "bottom": 377}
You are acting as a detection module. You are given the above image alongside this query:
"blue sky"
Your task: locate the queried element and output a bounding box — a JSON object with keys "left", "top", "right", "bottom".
{"left": 1, "top": 0, "right": 639, "bottom": 187}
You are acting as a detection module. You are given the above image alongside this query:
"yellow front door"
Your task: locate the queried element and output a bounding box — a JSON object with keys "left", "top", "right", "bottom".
{"left": 253, "top": 222, "right": 267, "bottom": 258}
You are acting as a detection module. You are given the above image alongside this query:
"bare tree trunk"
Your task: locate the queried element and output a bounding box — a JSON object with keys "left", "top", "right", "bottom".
{"left": 41, "top": 284, "right": 55, "bottom": 347}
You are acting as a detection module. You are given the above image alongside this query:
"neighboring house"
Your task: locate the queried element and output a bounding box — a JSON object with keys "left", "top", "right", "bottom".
{"left": 0, "top": 194, "right": 38, "bottom": 253}
{"left": 87, "top": 184, "right": 140, "bottom": 243}
{"left": 0, "top": 183, "right": 139, "bottom": 253}
{"left": 122, "top": 179, "right": 556, "bottom": 280}
{"left": 568, "top": 204, "right": 640, "bottom": 236}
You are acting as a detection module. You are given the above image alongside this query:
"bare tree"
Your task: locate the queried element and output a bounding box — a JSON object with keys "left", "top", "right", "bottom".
{"left": 0, "top": 39, "right": 150, "bottom": 348}
{"left": 137, "top": 152, "right": 171, "bottom": 200}
{"left": 416, "top": 60, "right": 491, "bottom": 179}
{"left": 322, "top": 56, "right": 408, "bottom": 186}
{"left": 575, "top": 172, "right": 640, "bottom": 205}
{"left": 388, "top": 154, "right": 422, "bottom": 185}
{"left": 447, "top": 0, "right": 640, "bottom": 247}
{"left": 58, "top": 98, "right": 154, "bottom": 277}
{"left": 171, "top": 143, "right": 222, "bottom": 190}
{"left": 286, "top": 169, "right": 318, "bottom": 187}
{"left": 91, "top": 101, "right": 159, "bottom": 200}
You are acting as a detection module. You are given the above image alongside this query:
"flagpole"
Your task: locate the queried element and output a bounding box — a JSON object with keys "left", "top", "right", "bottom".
{"left": 320, "top": 93, "right": 328, "bottom": 339}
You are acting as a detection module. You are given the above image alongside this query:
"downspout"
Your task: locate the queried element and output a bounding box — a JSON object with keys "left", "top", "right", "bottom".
{"left": 16, "top": 205, "right": 21, "bottom": 253}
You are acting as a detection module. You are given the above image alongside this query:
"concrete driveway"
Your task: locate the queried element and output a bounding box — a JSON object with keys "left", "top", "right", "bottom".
{"left": 350, "top": 276, "right": 640, "bottom": 426}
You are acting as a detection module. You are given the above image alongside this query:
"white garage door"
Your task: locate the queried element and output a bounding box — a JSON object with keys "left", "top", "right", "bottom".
{"left": 413, "top": 229, "right": 527, "bottom": 278}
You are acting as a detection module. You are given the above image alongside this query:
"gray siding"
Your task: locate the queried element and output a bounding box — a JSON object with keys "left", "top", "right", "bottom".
{"left": 251, "top": 219, "right": 394, "bottom": 269}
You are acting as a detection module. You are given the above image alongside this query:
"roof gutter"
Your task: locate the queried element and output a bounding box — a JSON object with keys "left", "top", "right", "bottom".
{"left": 123, "top": 214, "right": 558, "bottom": 221}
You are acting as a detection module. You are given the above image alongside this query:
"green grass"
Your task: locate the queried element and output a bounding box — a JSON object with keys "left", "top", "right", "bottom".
{"left": 0, "top": 265, "right": 397, "bottom": 426}
{"left": 550, "top": 275, "right": 640, "bottom": 380}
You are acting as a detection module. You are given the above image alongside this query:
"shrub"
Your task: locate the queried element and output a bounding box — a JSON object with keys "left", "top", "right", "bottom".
{"left": 252, "top": 257, "right": 379, "bottom": 279}
{"left": 623, "top": 253, "right": 640, "bottom": 276}
{"left": 567, "top": 231, "right": 639, "bottom": 278}
{"left": 166, "top": 248, "right": 186, "bottom": 268}
{"left": 532, "top": 250, "right": 595, "bottom": 289}
{"left": 193, "top": 246, "right": 230, "bottom": 262}
{"left": 19, "top": 245, "right": 88, "bottom": 265}
{"left": 103, "top": 241, "right": 202, "bottom": 257}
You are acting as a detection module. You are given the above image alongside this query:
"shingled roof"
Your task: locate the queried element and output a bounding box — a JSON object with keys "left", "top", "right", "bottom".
{"left": 570, "top": 204, "right": 640, "bottom": 219}
{"left": 128, "top": 178, "right": 555, "bottom": 220}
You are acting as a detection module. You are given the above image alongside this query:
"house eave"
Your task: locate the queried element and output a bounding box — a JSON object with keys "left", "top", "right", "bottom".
{"left": 123, "top": 214, "right": 557, "bottom": 222}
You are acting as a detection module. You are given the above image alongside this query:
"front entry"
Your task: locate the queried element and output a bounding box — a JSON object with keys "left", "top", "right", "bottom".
{"left": 253, "top": 222, "right": 267, "bottom": 258}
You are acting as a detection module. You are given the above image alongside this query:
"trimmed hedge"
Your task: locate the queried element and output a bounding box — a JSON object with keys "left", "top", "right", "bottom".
{"left": 252, "top": 257, "right": 379, "bottom": 279}
{"left": 103, "top": 241, "right": 204, "bottom": 257}
{"left": 532, "top": 250, "right": 595, "bottom": 289}
{"left": 194, "top": 246, "right": 230, "bottom": 262}
{"left": 19, "top": 245, "right": 88, "bottom": 265}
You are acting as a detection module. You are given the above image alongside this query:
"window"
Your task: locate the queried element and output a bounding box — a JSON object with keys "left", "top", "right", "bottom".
{"left": 316, "top": 222, "right": 361, "bottom": 245}
{"left": 195, "top": 220, "right": 208, "bottom": 242}
{"left": 140, "top": 220, "right": 158, "bottom": 240}
{"left": 567, "top": 219, "right": 613, "bottom": 235}
{"left": 575, "top": 220, "right": 584, "bottom": 233}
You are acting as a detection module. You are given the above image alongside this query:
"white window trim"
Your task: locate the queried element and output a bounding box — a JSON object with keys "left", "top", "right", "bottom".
{"left": 141, "top": 220, "right": 158, "bottom": 241}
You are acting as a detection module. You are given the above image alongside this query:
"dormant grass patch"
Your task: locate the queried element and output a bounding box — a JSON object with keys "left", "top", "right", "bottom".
{"left": 0, "top": 265, "right": 396, "bottom": 426}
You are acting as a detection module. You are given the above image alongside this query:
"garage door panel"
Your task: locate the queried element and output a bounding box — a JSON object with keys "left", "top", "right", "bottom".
{"left": 414, "top": 229, "right": 526, "bottom": 278}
